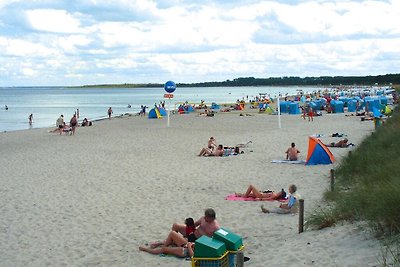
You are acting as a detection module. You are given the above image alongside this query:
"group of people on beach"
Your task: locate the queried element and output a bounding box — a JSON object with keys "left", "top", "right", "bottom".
{"left": 198, "top": 137, "right": 224, "bottom": 156}
{"left": 198, "top": 136, "right": 246, "bottom": 157}
{"left": 139, "top": 208, "right": 220, "bottom": 258}
{"left": 236, "top": 184, "right": 301, "bottom": 214}
{"left": 138, "top": 182, "right": 301, "bottom": 260}
{"left": 50, "top": 111, "right": 92, "bottom": 135}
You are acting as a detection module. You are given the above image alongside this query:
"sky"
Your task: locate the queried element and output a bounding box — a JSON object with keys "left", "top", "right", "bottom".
{"left": 0, "top": 0, "right": 399, "bottom": 86}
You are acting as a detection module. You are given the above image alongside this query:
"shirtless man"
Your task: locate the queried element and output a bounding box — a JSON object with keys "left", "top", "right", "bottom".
{"left": 198, "top": 144, "right": 224, "bottom": 157}
{"left": 172, "top": 208, "right": 220, "bottom": 238}
{"left": 286, "top": 142, "right": 300, "bottom": 161}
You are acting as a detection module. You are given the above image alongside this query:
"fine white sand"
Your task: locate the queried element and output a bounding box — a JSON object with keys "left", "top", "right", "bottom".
{"left": 0, "top": 111, "right": 383, "bottom": 267}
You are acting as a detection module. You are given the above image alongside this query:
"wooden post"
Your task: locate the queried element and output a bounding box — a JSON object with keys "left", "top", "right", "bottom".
{"left": 236, "top": 250, "right": 244, "bottom": 267}
{"left": 330, "top": 169, "right": 335, "bottom": 192}
{"left": 299, "top": 199, "right": 304, "bottom": 234}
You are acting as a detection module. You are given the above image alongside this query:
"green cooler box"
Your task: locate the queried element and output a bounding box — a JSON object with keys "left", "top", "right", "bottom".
{"left": 213, "top": 228, "right": 243, "bottom": 251}
{"left": 194, "top": 236, "right": 226, "bottom": 258}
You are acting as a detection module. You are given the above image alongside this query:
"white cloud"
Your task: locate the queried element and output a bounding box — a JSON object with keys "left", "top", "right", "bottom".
{"left": 57, "top": 34, "right": 92, "bottom": 53}
{"left": 21, "top": 67, "right": 38, "bottom": 76}
{"left": 25, "top": 9, "right": 83, "bottom": 33}
{"left": 0, "top": 0, "right": 399, "bottom": 86}
{"left": 0, "top": 37, "right": 57, "bottom": 57}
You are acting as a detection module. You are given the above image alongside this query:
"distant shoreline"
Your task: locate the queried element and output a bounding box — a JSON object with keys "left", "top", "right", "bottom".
{"left": 70, "top": 74, "right": 399, "bottom": 89}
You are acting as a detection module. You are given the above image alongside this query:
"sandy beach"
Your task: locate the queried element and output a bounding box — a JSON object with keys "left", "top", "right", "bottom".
{"left": 0, "top": 110, "right": 382, "bottom": 267}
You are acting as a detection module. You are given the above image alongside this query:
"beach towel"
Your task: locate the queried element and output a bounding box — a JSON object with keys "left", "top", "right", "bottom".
{"left": 225, "top": 194, "right": 287, "bottom": 202}
{"left": 271, "top": 159, "right": 306, "bottom": 164}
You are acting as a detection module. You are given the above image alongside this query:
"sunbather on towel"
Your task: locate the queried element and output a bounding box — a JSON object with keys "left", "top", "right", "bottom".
{"left": 261, "top": 184, "right": 300, "bottom": 214}
{"left": 325, "top": 138, "right": 355, "bottom": 147}
{"left": 235, "top": 185, "right": 287, "bottom": 201}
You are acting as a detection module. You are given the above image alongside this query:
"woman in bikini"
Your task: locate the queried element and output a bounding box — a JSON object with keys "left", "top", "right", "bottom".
{"left": 139, "top": 231, "right": 194, "bottom": 258}
{"left": 236, "top": 184, "right": 286, "bottom": 200}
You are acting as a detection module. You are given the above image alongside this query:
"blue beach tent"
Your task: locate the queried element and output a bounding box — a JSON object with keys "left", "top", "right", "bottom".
{"left": 331, "top": 100, "right": 344, "bottom": 113}
{"left": 148, "top": 107, "right": 164, "bottom": 119}
{"left": 288, "top": 102, "right": 300, "bottom": 114}
{"left": 211, "top": 103, "right": 220, "bottom": 109}
{"left": 158, "top": 107, "right": 167, "bottom": 116}
{"left": 347, "top": 100, "right": 357, "bottom": 112}
{"left": 306, "top": 137, "right": 335, "bottom": 165}
{"left": 279, "top": 101, "right": 289, "bottom": 113}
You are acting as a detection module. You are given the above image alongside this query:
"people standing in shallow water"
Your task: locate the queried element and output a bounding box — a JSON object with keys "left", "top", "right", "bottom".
{"left": 107, "top": 107, "right": 113, "bottom": 119}
{"left": 28, "top": 114, "right": 33, "bottom": 125}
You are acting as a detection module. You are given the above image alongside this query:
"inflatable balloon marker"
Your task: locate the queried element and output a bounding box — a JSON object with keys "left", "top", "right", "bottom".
{"left": 164, "top": 81, "right": 176, "bottom": 127}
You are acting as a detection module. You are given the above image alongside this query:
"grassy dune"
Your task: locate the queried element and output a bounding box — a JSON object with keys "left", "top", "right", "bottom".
{"left": 306, "top": 87, "right": 400, "bottom": 264}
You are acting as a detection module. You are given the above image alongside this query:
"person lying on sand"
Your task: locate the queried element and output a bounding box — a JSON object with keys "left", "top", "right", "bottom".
{"left": 198, "top": 144, "right": 224, "bottom": 156}
{"left": 235, "top": 184, "right": 287, "bottom": 201}
{"left": 139, "top": 230, "right": 194, "bottom": 258}
{"left": 261, "top": 184, "right": 300, "bottom": 214}
{"left": 325, "top": 138, "right": 355, "bottom": 147}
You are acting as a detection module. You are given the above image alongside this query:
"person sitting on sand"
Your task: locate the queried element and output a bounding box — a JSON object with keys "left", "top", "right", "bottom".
{"left": 207, "top": 137, "right": 217, "bottom": 150}
{"left": 286, "top": 142, "right": 300, "bottom": 161}
{"left": 198, "top": 144, "right": 224, "bottom": 157}
{"left": 261, "top": 184, "right": 300, "bottom": 214}
{"left": 325, "top": 138, "right": 354, "bottom": 148}
{"left": 81, "top": 118, "right": 92, "bottom": 127}
{"left": 139, "top": 230, "right": 194, "bottom": 258}
{"left": 184, "top": 217, "right": 197, "bottom": 242}
{"left": 172, "top": 208, "right": 220, "bottom": 239}
{"left": 235, "top": 184, "right": 287, "bottom": 201}
{"left": 199, "top": 109, "right": 214, "bottom": 117}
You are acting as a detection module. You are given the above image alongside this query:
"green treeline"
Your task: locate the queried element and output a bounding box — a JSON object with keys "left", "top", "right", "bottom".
{"left": 79, "top": 73, "right": 400, "bottom": 88}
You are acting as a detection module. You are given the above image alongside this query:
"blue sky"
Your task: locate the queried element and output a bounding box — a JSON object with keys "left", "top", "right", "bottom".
{"left": 0, "top": 0, "right": 399, "bottom": 86}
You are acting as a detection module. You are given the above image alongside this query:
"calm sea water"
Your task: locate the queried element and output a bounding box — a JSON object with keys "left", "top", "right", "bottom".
{"left": 0, "top": 86, "right": 306, "bottom": 132}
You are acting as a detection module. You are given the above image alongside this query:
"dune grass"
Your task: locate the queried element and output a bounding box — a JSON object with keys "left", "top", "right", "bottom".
{"left": 305, "top": 88, "right": 400, "bottom": 264}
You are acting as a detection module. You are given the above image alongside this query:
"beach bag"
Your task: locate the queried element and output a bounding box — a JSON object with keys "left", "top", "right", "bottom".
{"left": 280, "top": 189, "right": 287, "bottom": 199}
